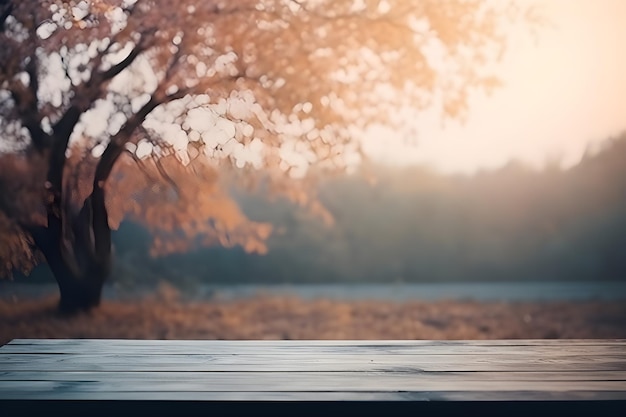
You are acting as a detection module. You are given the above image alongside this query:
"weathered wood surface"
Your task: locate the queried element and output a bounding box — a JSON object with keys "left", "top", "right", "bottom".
{"left": 1, "top": 339, "right": 625, "bottom": 415}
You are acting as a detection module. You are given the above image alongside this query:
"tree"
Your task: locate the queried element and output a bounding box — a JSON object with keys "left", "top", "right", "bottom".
{"left": 0, "top": 0, "right": 533, "bottom": 313}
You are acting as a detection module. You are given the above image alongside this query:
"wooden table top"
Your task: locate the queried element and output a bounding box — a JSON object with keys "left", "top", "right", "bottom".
{"left": 1, "top": 338, "right": 625, "bottom": 415}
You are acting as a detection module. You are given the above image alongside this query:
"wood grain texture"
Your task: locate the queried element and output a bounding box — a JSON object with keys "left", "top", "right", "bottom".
{"left": 1, "top": 353, "right": 625, "bottom": 372}
{"left": 1, "top": 338, "right": 625, "bottom": 415}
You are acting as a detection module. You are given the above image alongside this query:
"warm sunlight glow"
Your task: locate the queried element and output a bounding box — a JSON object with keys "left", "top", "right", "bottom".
{"left": 364, "top": 0, "right": 626, "bottom": 174}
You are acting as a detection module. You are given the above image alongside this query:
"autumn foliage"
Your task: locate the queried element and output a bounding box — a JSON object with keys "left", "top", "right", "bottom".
{"left": 0, "top": 0, "right": 535, "bottom": 312}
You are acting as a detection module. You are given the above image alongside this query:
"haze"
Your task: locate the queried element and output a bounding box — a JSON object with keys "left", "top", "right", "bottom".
{"left": 363, "top": 0, "right": 626, "bottom": 174}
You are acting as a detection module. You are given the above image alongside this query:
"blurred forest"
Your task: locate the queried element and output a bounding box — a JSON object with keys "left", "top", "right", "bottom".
{"left": 20, "top": 132, "right": 626, "bottom": 286}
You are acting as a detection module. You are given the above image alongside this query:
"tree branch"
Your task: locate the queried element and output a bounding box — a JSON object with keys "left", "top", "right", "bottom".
{"left": 44, "top": 28, "right": 159, "bottom": 209}
{"left": 85, "top": 86, "right": 187, "bottom": 260}
{"left": 93, "top": 85, "right": 187, "bottom": 190}
{"left": 6, "top": 53, "right": 51, "bottom": 152}
{"left": 97, "top": 34, "right": 153, "bottom": 84}
{"left": 10, "top": 87, "right": 50, "bottom": 151}
{"left": 47, "top": 105, "right": 81, "bottom": 201}
{"left": 50, "top": 28, "right": 157, "bottom": 150}
{"left": 151, "top": 152, "right": 180, "bottom": 196}
{"left": 23, "top": 54, "right": 51, "bottom": 151}
{"left": 0, "top": 0, "right": 12, "bottom": 33}
{"left": 133, "top": 125, "right": 181, "bottom": 195}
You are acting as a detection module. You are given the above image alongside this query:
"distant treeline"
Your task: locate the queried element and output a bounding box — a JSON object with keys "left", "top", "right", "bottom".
{"left": 98, "top": 133, "right": 626, "bottom": 285}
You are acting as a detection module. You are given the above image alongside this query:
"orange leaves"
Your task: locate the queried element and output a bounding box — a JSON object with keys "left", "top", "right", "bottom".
{"left": 0, "top": 153, "right": 47, "bottom": 224}
{"left": 1, "top": 0, "right": 535, "bottom": 283}
{"left": 102, "top": 152, "right": 273, "bottom": 258}
{"left": 0, "top": 211, "right": 39, "bottom": 278}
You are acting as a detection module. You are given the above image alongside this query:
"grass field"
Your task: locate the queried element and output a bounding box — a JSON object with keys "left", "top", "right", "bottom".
{"left": 2, "top": 284, "right": 625, "bottom": 345}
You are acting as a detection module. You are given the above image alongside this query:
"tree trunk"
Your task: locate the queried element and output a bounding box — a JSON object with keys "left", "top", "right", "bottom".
{"left": 30, "top": 190, "right": 112, "bottom": 314}
{"left": 56, "top": 267, "right": 106, "bottom": 314}
{"left": 30, "top": 223, "right": 109, "bottom": 314}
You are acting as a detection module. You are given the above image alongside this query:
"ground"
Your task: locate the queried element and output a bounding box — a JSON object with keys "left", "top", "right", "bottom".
{"left": 1, "top": 284, "right": 625, "bottom": 344}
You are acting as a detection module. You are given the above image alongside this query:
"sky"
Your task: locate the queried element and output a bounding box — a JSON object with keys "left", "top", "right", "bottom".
{"left": 363, "top": 0, "right": 626, "bottom": 174}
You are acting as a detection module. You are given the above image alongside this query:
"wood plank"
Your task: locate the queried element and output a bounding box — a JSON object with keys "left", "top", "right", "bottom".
{"left": 1, "top": 339, "right": 626, "bottom": 407}
{"left": 6, "top": 351, "right": 625, "bottom": 359}
{"left": 3, "top": 370, "right": 626, "bottom": 382}
{"left": 0, "top": 376, "right": 624, "bottom": 394}
{"left": 3, "top": 389, "right": 626, "bottom": 402}
{"left": 0, "top": 390, "right": 415, "bottom": 401}
{"left": 4, "top": 339, "right": 625, "bottom": 356}
{"left": 1, "top": 353, "right": 625, "bottom": 372}
{"left": 0, "top": 345, "right": 625, "bottom": 357}
{"left": 6, "top": 339, "right": 626, "bottom": 354}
